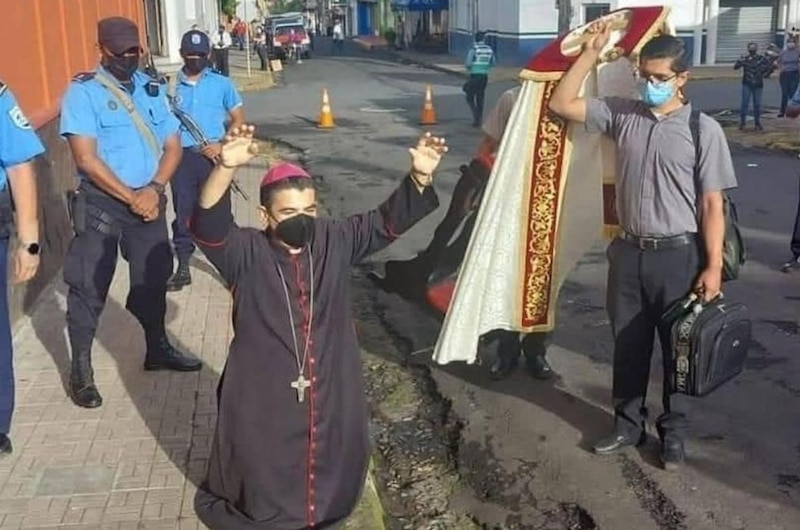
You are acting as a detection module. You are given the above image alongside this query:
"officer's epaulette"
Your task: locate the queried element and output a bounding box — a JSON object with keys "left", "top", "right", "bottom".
{"left": 0, "top": 80, "right": 6, "bottom": 97}
{"left": 72, "top": 72, "right": 96, "bottom": 83}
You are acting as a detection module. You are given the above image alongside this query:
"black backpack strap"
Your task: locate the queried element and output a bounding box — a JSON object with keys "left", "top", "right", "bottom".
{"left": 689, "top": 109, "right": 702, "bottom": 181}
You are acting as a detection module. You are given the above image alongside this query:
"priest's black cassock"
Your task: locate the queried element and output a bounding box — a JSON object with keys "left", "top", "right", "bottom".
{"left": 190, "top": 176, "right": 439, "bottom": 529}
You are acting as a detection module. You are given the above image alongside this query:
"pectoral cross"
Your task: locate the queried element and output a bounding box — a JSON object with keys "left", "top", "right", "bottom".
{"left": 291, "top": 374, "right": 311, "bottom": 403}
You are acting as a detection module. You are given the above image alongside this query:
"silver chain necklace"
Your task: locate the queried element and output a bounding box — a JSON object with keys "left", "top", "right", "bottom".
{"left": 275, "top": 246, "right": 314, "bottom": 403}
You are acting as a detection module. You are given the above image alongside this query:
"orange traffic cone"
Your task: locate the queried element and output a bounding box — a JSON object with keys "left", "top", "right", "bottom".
{"left": 317, "top": 88, "right": 335, "bottom": 129}
{"left": 419, "top": 85, "right": 437, "bottom": 125}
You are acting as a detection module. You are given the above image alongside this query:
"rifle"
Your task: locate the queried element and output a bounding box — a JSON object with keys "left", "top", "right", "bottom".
{"left": 145, "top": 52, "right": 249, "bottom": 200}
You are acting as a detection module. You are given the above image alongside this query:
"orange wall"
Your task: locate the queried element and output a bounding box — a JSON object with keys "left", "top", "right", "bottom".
{"left": 0, "top": 0, "right": 145, "bottom": 128}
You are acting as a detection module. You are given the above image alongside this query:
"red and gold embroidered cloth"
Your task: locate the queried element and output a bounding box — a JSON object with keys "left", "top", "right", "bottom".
{"left": 432, "top": 6, "right": 674, "bottom": 365}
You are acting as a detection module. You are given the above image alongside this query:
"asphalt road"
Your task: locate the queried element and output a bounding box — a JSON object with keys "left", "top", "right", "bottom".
{"left": 240, "top": 41, "right": 800, "bottom": 529}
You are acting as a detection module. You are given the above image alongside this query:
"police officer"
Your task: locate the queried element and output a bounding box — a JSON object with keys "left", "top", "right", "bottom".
{"left": 166, "top": 29, "right": 244, "bottom": 291}
{"left": 59, "top": 17, "right": 202, "bottom": 409}
{"left": 0, "top": 82, "right": 44, "bottom": 455}
{"left": 463, "top": 31, "right": 496, "bottom": 126}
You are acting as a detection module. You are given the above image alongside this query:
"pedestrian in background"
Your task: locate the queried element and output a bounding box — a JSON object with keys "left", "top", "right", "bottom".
{"left": 211, "top": 24, "right": 232, "bottom": 76}
{"left": 780, "top": 88, "right": 800, "bottom": 271}
{"left": 777, "top": 39, "right": 800, "bottom": 117}
{"left": 463, "top": 31, "right": 496, "bottom": 127}
{"left": 0, "top": 80, "right": 44, "bottom": 457}
{"left": 332, "top": 20, "right": 344, "bottom": 55}
{"left": 734, "top": 42, "right": 775, "bottom": 130}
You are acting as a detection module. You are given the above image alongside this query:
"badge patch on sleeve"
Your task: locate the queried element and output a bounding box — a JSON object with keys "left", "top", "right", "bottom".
{"left": 8, "top": 105, "right": 31, "bottom": 130}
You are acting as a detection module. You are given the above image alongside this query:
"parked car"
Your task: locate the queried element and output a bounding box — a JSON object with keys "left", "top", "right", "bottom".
{"left": 273, "top": 23, "right": 311, "bottom": 60}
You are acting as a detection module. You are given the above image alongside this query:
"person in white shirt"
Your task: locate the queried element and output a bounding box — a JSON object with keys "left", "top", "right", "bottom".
{"left": 211, "top": 24, "right": 232, "bottom": 76}
{"left": 332, "top": 21, "right": 344, "bottom": 54}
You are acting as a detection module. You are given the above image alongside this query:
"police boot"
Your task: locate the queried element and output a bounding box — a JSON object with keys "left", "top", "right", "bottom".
{"left": 166, "top": 260, "right": 192, "bottom": 292}
{"left": 144, "top": 334, "right": 202, "bottom": 372}
{"left": 69, "top": 355, "right": 103, "bottom": 409}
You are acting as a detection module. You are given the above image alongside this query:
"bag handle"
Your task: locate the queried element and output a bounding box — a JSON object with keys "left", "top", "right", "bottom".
{"left": 94, "top": 72, "right": 161, "bottom": 160}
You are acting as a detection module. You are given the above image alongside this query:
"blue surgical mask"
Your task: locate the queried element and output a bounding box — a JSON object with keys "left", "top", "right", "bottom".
{"left": 640, "top": 80, "right": 675, "bottom": 107}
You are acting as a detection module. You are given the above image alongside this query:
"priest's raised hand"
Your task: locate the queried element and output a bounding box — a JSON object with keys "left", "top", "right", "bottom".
{"left": 198, "top": 124, "right": 259, "bottom": 209}
{"left": 219, "top": 124, "right": 259, "bottom": 168}
{"left": 409, "top": 132, "right": 448, "bottom": 189}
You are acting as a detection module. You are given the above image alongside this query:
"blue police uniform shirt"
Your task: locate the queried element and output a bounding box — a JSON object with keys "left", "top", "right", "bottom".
{"left": 59, "top": 66, "right": 181, "bottom": 188}
{"left": 0, "top": 84, "right": 45, "bottom": 191}
{"left": 173, "top": 67, "right": 243, "bottom": 148}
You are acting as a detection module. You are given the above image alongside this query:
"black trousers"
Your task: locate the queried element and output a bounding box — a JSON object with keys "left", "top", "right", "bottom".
{"left": 63, "top": 185, "right": 172, "bottom": 375}
{"left": 487, "top": 329, "right": 550, "bottom": 361}
{"left": 780, "top": 70, "right": 800, "bottom": 114}
{"left": 791, "top": 176, "right": 800, "bottom": 258}
{"left": 255, "top": 44, "right": 269, "bottom": 71}
{"left": 171, "top": 149, "right": 214, "bottom": 262}
{"left": 381, "top": 161, "right": 487, "bottom": 299}
{"left": 606, "top": 237, "right": 700, "bottom": 440}
{"left": 464, "top": 74, "right": 488, "bottom": 125}
{"left": 213, "top": 48, "right": 230, "bottom": 76}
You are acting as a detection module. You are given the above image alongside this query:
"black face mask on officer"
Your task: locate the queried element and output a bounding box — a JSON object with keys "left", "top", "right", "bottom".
{"left": 183, "top": 55, "right": 210, "bottom": 75}
{"left": 105, "top": 49, "right": 141, "bottom": 81}
{"left": 274, "top": 214, "right": 315, "bottom": 249}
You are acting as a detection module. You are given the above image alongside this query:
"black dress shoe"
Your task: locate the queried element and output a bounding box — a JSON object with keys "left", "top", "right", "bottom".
{"left": 593, "top": 430, "right": 647, "bottom": 455}
{"left": 0, "top": 434, "right": 12, "bottom": 457}
{"left": 166, "top": 262, "right": 192, "bottom": 292}
{"left": 660, "top": 437, "right": 685, "bottom": 471}
{"left": 525, "top": 354, "right": 555, "bottom": 380}
{"left": 144, "top": 341, "right": 202, "bottom": 372}
{"left": 489, "top": 354, "right": 519, "bottom": 380}
{"left": 70, "top": 380, "right": 103, "bottom": 409}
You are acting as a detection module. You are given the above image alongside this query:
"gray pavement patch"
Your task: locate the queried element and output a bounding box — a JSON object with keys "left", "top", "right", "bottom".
{"left": 359, "top": 107, "right": 407, "bottom": 113}
{"left": 36, "top": 466, "right": 115, "bottom": 496}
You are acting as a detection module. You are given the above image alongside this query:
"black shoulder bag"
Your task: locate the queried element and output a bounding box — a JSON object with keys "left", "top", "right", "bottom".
{"left": 689, "top": 110, "right": 746, "bottom": 281}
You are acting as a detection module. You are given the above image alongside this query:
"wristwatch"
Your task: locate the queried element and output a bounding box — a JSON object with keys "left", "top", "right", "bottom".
{"left": 21, "top": 242, "right": 40, "bottom": 256}
{"left": 147, "top": 182, "right": 166, "bottom": 195}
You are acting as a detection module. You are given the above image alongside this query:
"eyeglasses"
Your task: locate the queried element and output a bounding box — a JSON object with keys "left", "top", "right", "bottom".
{"left": 636, "top": 72, "right": 679, "bottom": 85}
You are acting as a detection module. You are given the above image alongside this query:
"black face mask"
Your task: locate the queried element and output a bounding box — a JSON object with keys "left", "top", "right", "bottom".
{"left": 274, "top": 214, "right": 315, "bottom": 249}
{"left": 748, "top": 49, "right": 757, "bottom": 55}
{"left": 183, "top": 57, "right": 209, "bottom": 75}
{"left": 107, "top": 54, "right": 140, "bottom": 81}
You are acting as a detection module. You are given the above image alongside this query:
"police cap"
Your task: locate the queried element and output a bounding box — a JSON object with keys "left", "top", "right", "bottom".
{"left": 180, "top": 30, "right": 211, "bottom": 55}
{"left": 98, "top": 17, "right": 141, "bottom": 54}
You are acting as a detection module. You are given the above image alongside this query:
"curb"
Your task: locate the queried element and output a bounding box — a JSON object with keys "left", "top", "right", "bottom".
{"left": 387, "top": 51, "right": 740, "bottom": 83}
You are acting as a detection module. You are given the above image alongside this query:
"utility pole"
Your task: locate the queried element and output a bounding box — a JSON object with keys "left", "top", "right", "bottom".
{"left": 556, "top": 0, "right": 572, "bottom": 36}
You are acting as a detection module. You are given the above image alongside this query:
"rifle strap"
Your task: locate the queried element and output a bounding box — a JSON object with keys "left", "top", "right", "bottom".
{"left": 94, "top": 72, "right": 161, "bottom": 159}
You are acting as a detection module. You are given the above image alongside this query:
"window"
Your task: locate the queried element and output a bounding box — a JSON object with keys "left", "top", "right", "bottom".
{"left": 584, "top": 3, "right": 611, "bottom": 23}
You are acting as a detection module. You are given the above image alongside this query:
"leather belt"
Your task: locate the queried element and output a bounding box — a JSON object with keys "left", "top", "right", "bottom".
{"left": 620, "top": 231, "right": 696, "bottom": 251}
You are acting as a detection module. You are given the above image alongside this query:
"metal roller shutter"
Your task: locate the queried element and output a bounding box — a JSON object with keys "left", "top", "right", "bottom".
{"left": 716, "top": 0, "right": 777, "bottom": 63}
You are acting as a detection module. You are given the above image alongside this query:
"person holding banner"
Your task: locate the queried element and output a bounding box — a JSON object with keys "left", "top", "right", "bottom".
{"left": 479, "top": 86, "right": 555, "bottom": 381}
{"left": 549, "top": 25, "right": 737, "bottom": 470}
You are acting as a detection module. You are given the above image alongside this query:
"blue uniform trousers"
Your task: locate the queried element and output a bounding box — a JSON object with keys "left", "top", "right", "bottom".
{"left": 171, "top": 149, "right": 214, "bottom": 262}
{"left": 63, "top": 184, "right": 172, "bottom": 373}
{"left": 0, "top": 238, "right": 13, "bottom": 434}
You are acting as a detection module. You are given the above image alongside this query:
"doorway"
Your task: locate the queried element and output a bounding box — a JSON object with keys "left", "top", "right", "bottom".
{"left": 143, "top": 0, "right": 166, "bottom": 56}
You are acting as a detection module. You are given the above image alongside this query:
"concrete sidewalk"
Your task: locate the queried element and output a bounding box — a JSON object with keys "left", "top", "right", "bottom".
{"left": 370, "top": 47, "right": 742, "bottom": 82}
{"left": 0, "top": 162, "right": 384, "bottom": 529}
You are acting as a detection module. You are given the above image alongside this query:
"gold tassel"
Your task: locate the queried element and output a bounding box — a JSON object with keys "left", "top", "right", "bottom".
{"left": 602, "top": 224, "right": 621, "bottom": 240}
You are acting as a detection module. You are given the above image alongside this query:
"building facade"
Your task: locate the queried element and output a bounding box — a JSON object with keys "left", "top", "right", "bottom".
{"left": 0, "top": 0, "right": 146, "bottom": 331}
{"left": 449, "top": 0, "right": 798, "bottom": 66}
{"left": 147, "top": 0, "right": 221, "bottom": 72}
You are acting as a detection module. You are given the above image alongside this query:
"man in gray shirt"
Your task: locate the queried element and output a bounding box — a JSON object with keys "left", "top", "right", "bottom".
{"left": 549, "top": 28, "right": 737, "bottom": 470}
